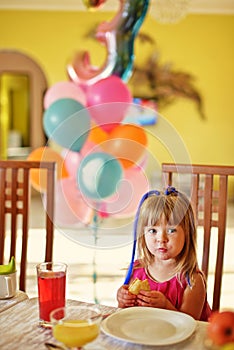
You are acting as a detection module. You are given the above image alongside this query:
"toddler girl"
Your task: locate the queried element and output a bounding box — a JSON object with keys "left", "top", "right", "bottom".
{"left": 117, "top": 187, "right": 212, "bottom": 321}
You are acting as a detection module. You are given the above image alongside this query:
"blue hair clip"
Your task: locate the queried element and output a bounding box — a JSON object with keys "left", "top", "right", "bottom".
{"left": 124, "top": 190, "right": 160, "bottom": 285}
{"left": 164, "top": 186, "right": 178, "bottom": 195}
{"left": 186, "top": 272, "right": 192, "bottom": 288}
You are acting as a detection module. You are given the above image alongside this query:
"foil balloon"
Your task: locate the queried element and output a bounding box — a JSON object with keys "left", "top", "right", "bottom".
{"left": 67, "top": 0, "right": 150, "bottom": 85}
{"left": 82, "top": 0, "right": 107, "bottom": 10}
{"left": 67, "top": 33, "right": 117, "bottom": 86}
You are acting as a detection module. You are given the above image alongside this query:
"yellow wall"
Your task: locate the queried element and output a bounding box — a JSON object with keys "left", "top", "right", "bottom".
{"left": 0, "top": 10, "right": 233, "bottom": 169}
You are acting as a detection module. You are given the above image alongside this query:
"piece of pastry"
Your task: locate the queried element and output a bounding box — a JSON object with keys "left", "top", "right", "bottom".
{"left": 128, "top": 277, "right": 150, "bottom": 295}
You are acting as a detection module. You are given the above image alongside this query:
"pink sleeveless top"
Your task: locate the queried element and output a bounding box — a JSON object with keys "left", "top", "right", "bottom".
{"left": 131, "top": 262, "right": 212, "bottom": 321}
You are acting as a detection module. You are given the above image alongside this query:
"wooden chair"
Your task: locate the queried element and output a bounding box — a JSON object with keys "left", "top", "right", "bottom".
{"left": 161, "top": 163, "right": 234, "bottom": 311}
{"left": 0, "top": 160, "right": 56, "bottom": 292}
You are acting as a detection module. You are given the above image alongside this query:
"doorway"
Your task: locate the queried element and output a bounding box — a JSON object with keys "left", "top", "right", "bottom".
{"left": 0, "top": 50, "right": 48, "bottom": 159}
{"left": 0, "top": 73, "right": 30, "bottom": 158}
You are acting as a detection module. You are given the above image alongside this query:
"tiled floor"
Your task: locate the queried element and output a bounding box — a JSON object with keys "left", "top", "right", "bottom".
{"left": 10, "top": 194, "right": 234, "bottom": 310}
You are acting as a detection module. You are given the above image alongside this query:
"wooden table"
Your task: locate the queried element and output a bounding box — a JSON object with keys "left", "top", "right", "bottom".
{"left": 0, "top": 290, "right": 28, "bottom": 313}
{"left": 0, "top": 298, "right": 208, "bottom": 350}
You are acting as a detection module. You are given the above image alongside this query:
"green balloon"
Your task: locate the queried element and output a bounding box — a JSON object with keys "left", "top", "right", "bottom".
{"left": 43, "top": 98, "right": 90, "bottom": 152}
{"left": 78, "top": 152, "right": 123, "bottom": 200}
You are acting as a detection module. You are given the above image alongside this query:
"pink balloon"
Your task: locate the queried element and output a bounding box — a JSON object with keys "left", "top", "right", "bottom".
{"left": 82, "top": 0, "right": 106, "bottom": 10}
{"left": 54, "top": 178, "right": 93, "bottom": 226}
{"left": 44, "top": 81, "right": 87, "bottom": 109}
{"left": 86, "top": 76, "right": 132, "bottom": 132}
{"left": 61, "top": 142, "right": 102, "bottom": 180}
{"left": 80, "top": 140, "right": 102, "bottom": 158}
{"left": 87, "top": 75, "right": 132, "bottom": 105}
{"left": 97, "top": 202, "right": 110, "bottom": 218}
{"left": 133, "top": 153, "right": 148, "bottom": 170}
{"left": 62, "top": 149, "right": 81, "bottom": 179}
{"left": 103, "top": 165, "right": 150, "bottom": 218}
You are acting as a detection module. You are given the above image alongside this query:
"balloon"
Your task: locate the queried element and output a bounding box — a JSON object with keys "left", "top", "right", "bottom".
{"left": 67, "top": 0, "right": 150, "bottom": 84}
{"left": 103, "top": 165, "right": 150, "bottom": 218}
{"left": 43, "top": 98, "right": 90, "bottom": 152}
{"left": 110, "top": 0, "right": 150, "bottom": 81}
{"left": 80, "top": 140, "right": 102, "bottom": 158}
{"left": 54, "top": 178, "right": 93, "bottom": 226}
{"left": 97, "top": 202, "right": 110, "bottom": 218}
{"left": 122, "top": 101, "right": 158, "bottom": 126}
{"left": 82, "top": 0, "right": 106, "bottom": 10}
{"left": 62, "top": 149, "right": 81, "bottom": 179}
{"left": 133, "top": 153, "right": 148, "bottom": 170}
{"left": 67, "top": 35, "right": 117, "bottom": 86}
{"left": 27, "top": 146, "right": 69, "bottom": 192}
{"left": 86, "top": 76, "right": 132, "bottom": 132}
{"left": 78, "top": 152, "right": 123, "bottom": 200}
{"left": 87, "top": 76, "right": 132, "bottom": 106}
{"left": 88, "top": 122, "right": 108, "bottom": 145}
{"left": 44, "top": 81, "right": 86, "bottom": 109}
{"left": 101, "top": 124, "right": 147, "bottom": 168}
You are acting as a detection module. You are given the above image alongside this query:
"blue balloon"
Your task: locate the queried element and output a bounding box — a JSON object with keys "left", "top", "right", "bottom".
{"left": 43, "top": 98, "right": 90, "bottom": 152}
{"left": 78, "top": 152, "right": 123, "bottom": 200}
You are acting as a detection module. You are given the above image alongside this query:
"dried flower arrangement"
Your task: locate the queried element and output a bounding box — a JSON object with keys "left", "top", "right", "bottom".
{"left": 129, "top": 32, "right": 205, "bottom": 118}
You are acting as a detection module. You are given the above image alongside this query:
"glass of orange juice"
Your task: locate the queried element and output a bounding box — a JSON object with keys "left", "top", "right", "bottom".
{"left": 50, "top": 305, "right": 102, "bottom": 350}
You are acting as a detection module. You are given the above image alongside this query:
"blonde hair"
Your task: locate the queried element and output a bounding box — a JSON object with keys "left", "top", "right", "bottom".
{"left": 136, "top": 191, "right": 198, "bottom": 285}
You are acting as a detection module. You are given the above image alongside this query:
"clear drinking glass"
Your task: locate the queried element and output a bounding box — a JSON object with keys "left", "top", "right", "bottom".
{"left": 36, "top": 262, "right": 67, "bottom": 326}
{"left": 50, "top": 306, "right": 102, "bottom": 350}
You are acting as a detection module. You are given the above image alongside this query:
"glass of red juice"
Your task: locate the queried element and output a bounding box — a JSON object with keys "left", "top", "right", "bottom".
{"left": 36, "top": 262, "right": 67, "bottom": 326}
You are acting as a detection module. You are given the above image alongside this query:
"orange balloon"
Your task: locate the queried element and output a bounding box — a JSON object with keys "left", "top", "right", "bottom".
{"left": 88, "top": 122, "right": 108, "bottom": 145}
{"left": 101, "top": 124, "right": 147, "bottom": 168}
{"left": 27, "top": 146, "right": 69, "bottom": 192}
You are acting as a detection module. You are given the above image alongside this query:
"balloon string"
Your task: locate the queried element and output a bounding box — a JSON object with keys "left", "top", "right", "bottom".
{"left": 92, "top": 208, "right": 99, "bottom": 304}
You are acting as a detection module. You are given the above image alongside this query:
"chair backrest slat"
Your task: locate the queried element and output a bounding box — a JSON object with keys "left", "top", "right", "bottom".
{"left": 191, "top": 174, "right": 199, "bottom": 217}
{"left": 202, "top": 174, "right": 213, "bottom": 278}
{"left": 162, "top": 162, "right": 234, "bottom": 311}
{"left": 45, "top": 163, "right": 55, "bottom": 262}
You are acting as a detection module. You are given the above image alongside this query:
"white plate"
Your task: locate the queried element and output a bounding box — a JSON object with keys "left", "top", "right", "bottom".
{"left": 101, "top": 307, "right": 196, "bottom": 346}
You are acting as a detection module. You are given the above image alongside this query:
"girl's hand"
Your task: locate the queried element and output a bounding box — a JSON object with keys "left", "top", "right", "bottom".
{"left": 117, "top": 285, "right": 137, "bottom": 308}
{"left": 136, "top": 290, "right": 168, "bottom": 308}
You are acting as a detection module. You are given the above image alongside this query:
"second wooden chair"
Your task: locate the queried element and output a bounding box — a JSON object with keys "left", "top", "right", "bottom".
{"left": 162, "top": 162, "right": 234, "bottom": 311}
